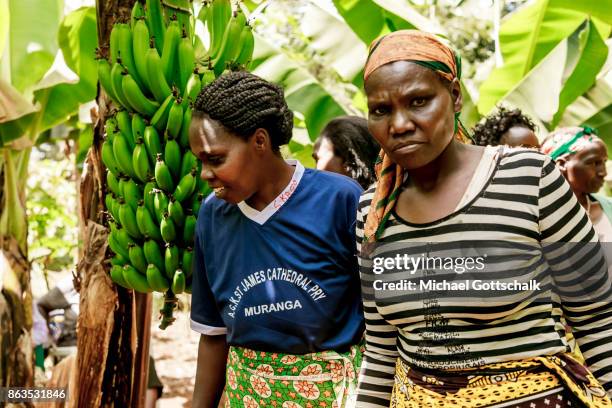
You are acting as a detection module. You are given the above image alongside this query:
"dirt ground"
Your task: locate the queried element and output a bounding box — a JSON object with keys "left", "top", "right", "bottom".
{"left": 151, "top": 294, "right": 199, "bottom": 408}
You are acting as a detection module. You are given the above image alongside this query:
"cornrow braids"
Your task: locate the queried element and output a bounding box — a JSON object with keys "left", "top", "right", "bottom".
{"left": 472, "top": 106, "right": 537, "bottom": 147}
{"left": 318, "top": 116, "right": 380, "bottom": 189}
{"left": 194, "top": 71, "right": 293, "bottom": 151}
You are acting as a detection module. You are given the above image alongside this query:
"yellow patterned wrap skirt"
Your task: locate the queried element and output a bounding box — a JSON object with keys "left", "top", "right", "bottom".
{"left": 391, "top": 354, "right": 610, "bottom": 408}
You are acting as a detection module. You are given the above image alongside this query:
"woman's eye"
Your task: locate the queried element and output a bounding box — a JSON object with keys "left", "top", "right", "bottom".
{"left": 370, "top": 107, "right": 388, "bottom": 116}
{"left": 412, "top": 97, "right": 427, "bottom": 107}
{"left": 207, "top": 156, "right": 224, "bottom": 165}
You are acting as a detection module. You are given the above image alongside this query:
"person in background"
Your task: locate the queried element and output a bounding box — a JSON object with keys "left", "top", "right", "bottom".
{"left": 541, "top": 126, "right": 612, "bottom": 241}
{"left": 313, "top": 115, "right": 380, "bottom": 188}
{"left": 189, "top": 71, "right": 364, "bottom": 408}
{"left": 356, "top": 29, "right": 612, "bottom": 407}
{"left": 472, "top": 105, "right": 539, "bottom": 148}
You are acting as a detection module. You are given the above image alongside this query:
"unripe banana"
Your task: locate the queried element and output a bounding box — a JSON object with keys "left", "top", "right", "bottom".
{"left": 133, "top": 140, "right": 152, "bottom": 183}
{"left": 164, "top": 137, "right": 181, "bottom": 179}
{"left": 107, "top": 170, "right": 121, "bottom": 196}
{"left": 116, "top": 110, "right": 135, "bottom": 150}
{"left": 201, "top": 69, "right": 215, "bottom": 86}
{"left": 166, "top": 98, "right": 183, "bottom": 139}
{"left": 146, "top": 44, "right": 173, "bottom": 104}
{"left": 182, "top": 247, "right": 193, "bottom": 278}
{"left": 197, "top": 0, "right": 211, "bottom": 27}
{"left": 146, "top": 0, "right": 165, "bottom": 53}
{"left": 144, "top": 126, "right": 163, "bottom": 165}
{"left": 191, "top": 192, "right": 204, "bottom": 215}
{"left": 105, "top": 117, "right": 119, "bottom": 142}
{"left": 235, "top": 24, "right": 255, "bottom": 67}
{"left": 112, "top": 132, "right": 137, "bottom": 179}
{"left": 110, "top": 24, "right": 121, "bottom": 64}
{"left": 168, "top": 197, "right": 185, "bottom": 226}
{"left": 143, "top": 181, "right": 157, "bottom": 216}
{"left": 183, "top": 214, "right": 196, "bottom": 246}
{"left": 111, "top": 253, "right": 129, "bottom": 266}
{"left": 183, "top": 72, "right": 201, "bottom": 104}
{"left": 132, "top": 19, "right": 151, "bottom": 92}
{"left": 124, "top": 179, "right": 142, "bottom": 211}
{"left": 161, "top": 20, "right": 181, "bottom": 84}
{"left": 128, "top": 242, "right": 148, "bottom": 274}
{"left": 113, "top": 220, "right": 134, "bottom": 249}
{"left": 208, "top": 0, "right": 232, "bottom": 59}
{"left": 172, "top": 269, "right": 186, "bottom": 294}
{"left": 110, "top": 264, "right": 132, "bottom": 289}
{"left": 164, "top": 244, "right": 180, "bottom": 279}
{"left": 178, "top": 105, "right": 192, "bottom": 149}
{"left": 146, "top": 264, "right": 169, "bottom": 291}
{"left": 178, "top": 31, "right": 195, "bottom": 93}
{"left": 119, "top": 201, "right": 143, "bottom": 239}
{"left": 155, "top": 154, "right": 175, "bottom": 192}
{"left": 197, "top": 175, "right": 212, "bottom": 196}
{"left": 213, "top": 10, "right": 246, "bottom": 75}
{"left": 109, "top": 224, "right": 130, "bottom": 259}
{"left": 102, "top": 139, "right": 121, "bottom": 175}
{"left": 151, "top": 93, "right": 173, "bottom": 131}
{"left": 131, "top": 2, "right": 145, "bottom": 29}
{"left": 136, "top": 201, "right": 163, "bottom": 242}
{"left": 123, "top": 264, "right": 152, "bottom": 293}
{"left": 144, "top": 239, "right": 165, "bottom": 274}
{"left": 105, "top": 194, "right": 116, "bottom": 221}
{"left": 160, "top": 212, "right": 177, "bottom": 243}
{"left": 174, "top": 168, "right": 197, "bottom": 202}
{"left": 97, "top": 58, "right": 120, "bottom": 104}
{"left": 131, "top": 113, "right": 147, "bottom": 147}
{"left": 116, "top": 23, "right": 145, "bottom": 90}
{"left": 111, "top": 62, "right": 132, "bottom": 110}
{"left": 180, "top": 150, "right": 197, "bottom": 179}
{"left": 122, "top": 72, "right": 160, "bottom": 117}
{"left": 118, "top": 177, "right": 128, "bottom": 199}
{"left": 153, "top": 189, "right": 170, "bottom": 223}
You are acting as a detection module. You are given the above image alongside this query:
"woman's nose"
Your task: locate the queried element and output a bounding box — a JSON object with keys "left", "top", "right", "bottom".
{"left": 389, "top": 110, "right": 416, "bottom": 138}
{"left": 200, "top": 165, "right": 214, "bottom": 181}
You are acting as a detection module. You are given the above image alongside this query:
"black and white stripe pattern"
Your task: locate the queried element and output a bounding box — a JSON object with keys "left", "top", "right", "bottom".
{"left": 355, "top": 150, "right": 612, "bottom": 407}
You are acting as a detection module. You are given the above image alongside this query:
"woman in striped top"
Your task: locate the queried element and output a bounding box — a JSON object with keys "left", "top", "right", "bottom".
{"left": 356, "top": 30, "right": 612, "bottom": 407}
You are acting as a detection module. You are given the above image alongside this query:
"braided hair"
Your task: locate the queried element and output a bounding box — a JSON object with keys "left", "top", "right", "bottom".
{"left": 193, "top": 71, "right": 293, "bottom": 151}
{"left": 315, "top": 116, "right": 380, "bottom": 188}
{"left": 472, "top": 106, "right": 537, "bottom": 146}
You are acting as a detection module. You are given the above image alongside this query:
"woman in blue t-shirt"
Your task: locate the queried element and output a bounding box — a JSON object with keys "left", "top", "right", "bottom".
{"left": 188, "top": 71, "right": 365, "bottom": 408}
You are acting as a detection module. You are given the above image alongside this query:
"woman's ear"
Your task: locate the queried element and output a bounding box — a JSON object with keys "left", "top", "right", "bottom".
{"left": 556, "top": 157, "right": 568, "bottom": 175}
{"left": 450, "top": 78, "right": 463, "bottom": 113}
{"left": 252, "top": 128, "right": 270, "bottom": 152}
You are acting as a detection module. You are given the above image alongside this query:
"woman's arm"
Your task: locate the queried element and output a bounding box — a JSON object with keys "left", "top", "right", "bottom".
{"left": 355, "top": 193, "right": 399, "bottom": 407}
{"left": 538, "top": 157, "right": 612, "bottom": 395}
{"left": 192, "top": 334, "right": 229, "bottom": 408}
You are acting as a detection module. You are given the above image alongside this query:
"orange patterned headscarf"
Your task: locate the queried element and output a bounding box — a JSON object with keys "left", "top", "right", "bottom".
{"left": 363, "top": 30, "right": 467, "bottom": 244}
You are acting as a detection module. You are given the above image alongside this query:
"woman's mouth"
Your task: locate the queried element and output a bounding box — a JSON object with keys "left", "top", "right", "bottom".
{"left": 393, "top": 143, "right": 424, "bottom": 154}
{"left": 213, "top": 186, "right": 226, "bottom": 197}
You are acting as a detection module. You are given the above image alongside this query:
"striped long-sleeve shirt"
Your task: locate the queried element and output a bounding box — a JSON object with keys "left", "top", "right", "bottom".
{"left": 355, "top": 149, "right": 612, "bottom": 407}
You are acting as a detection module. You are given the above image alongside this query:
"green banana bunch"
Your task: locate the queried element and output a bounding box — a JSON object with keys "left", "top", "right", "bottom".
{"left": 110, "top": 264, "right": 132, "bottom": 289}
{"left": 151, "top": 94, "right": 174, "bottom": 132}
{"left": 128, "top": 242, "right": 148, "bottom": 274}
{"left": 178, "top": 105, "right": 192, "bottom": 149}
{"left": 168, "top": 197, "right": 185, "bottom": 226}
{"left": 182, "top": 247, "right": 193, "bottom": 278}
{"left": 143, "top": 181, "right": 157, "bottom": 216}
{"left": 131, "top": 2, "right": 145, "bottom": 29}
{"left": 183, "top": 214, "right": 196, "bottom": 246}
{"left": 102, "top": 139, "right": 121, "bottom": 175}
{"left": 234, "top": 23, "right": 255, "bottom": 68}
{"left": 160, "top": 212, "right": 177, "bottom": 243}
{"left": 119, "top": 200, "right": 144, "bottom": 240}
{"left": 164, "top": 136, "right": 181, "bottom": 179}
{"left": 133, "top": 140, "right": 153, "bottom": 183}
{"left": 113, "top": 132, "right": 137, "bottom": 179}
{"left": 116, "top": 23, "right": 145, "bottom": 90}
{"left": 116, "top": 110, "right": 135, "bottom": 149}
{"left": 97, "top": 58, "right": 120, "bottom": 104}
{"left": 180, "top": 150, "right": 197, "bottom": 179}
{"left": 172, "top": 269, "right": 186, "bottom": 294}
{"left": 166, "top": 97, "right": 184, "bottom": 139}
{"left": 122, "top": 71, "right": 159, "bottom": 117}
{"left": 111, "top": 62, "right": 133, "bottom": 109}
{"left": 153, "top": 188, "right": 170, "bottom": 223}
{"left": 123, "top": 179, "right": 143, "bottom": 211}
{"left": 174, "top": 168, "right": 197, "bottom": 202}
{"left": 144, "top": 126, "right": 163, "bottom": 165}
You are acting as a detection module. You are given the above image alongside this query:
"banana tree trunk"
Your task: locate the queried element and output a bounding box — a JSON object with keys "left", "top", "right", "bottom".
{"left": 69, "top": 1, "right": 138, "bottom": 407}
{"left": 0, "top": 148, "right": 34, "bottom": 407}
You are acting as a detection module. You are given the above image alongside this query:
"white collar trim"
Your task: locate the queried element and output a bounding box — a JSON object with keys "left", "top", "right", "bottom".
{"left": 237, "top": 160, "right": 305, "bottom": 225}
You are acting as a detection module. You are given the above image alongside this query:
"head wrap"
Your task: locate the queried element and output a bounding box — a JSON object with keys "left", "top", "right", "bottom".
{"left": 363, "top": 30, "right": 467, "bottom": 245}
{"left": 540, "top": 126, "right": 601, "bottom": 161}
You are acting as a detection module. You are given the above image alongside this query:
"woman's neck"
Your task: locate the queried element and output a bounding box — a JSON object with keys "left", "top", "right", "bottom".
{"left": 575, "top": 191, "right": 589, "bottom": 209}
{"left": 246, "top": 156, "right": 295, "bottom": 211}
{"left": 406, "top": 139, "right": 470, "bottom": 191}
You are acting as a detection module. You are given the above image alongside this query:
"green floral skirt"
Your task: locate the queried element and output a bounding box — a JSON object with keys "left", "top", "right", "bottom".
{"left": 224, "top": 342, "right": 364, "bottom": 408}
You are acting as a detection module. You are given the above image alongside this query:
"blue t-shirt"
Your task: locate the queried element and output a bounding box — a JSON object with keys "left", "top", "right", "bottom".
{"left": 190, "top": 161, "right": 364, "bottom": 354}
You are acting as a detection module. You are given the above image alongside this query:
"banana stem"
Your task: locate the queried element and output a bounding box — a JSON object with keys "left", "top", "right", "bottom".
{"left": 158, "top": 290, "right": 178, "bottom": 329}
